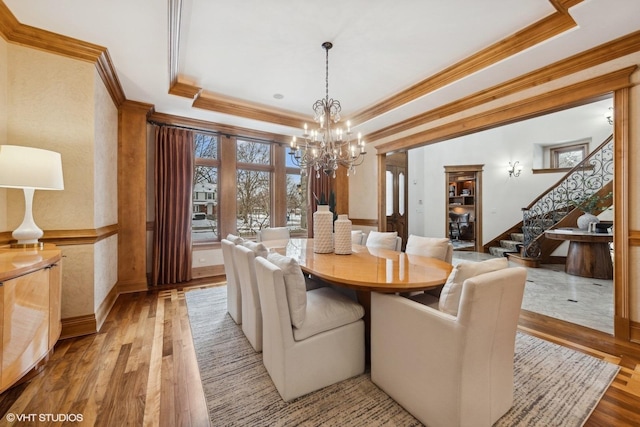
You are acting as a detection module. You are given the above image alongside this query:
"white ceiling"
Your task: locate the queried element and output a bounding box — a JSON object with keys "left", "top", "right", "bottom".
{"left": 5, "top": 0, "right": 640, "bottom": 139}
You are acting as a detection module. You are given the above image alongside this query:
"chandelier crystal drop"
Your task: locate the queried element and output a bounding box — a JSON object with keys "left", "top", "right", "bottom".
{"left": 289, "top": 42, "right": 366, "bottom": 179}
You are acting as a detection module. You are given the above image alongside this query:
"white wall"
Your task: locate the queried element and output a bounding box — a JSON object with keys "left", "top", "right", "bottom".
{"left": 407, "top": 99, "right": 614, "bottom": 244}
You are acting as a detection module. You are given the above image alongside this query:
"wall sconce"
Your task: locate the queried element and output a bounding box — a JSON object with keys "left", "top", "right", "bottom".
{"left": 605, "top": 107, "right": 613, "bottom": 125}
{"left": 0, "top": 145, "right": 65, "bottom": 248}
{"left": 507, "top": 161, "right": 523, "bottom": 178}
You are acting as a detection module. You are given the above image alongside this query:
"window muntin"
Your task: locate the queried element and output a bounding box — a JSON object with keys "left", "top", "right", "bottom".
{"left": 286, "top": 173, "right": 307, "bottom": 236}
{"left": 192, "top": 165, "right": 218, "bottom": 242}
{"left": 190, "top": 132, "right": 298, "bottom": 244}
{"left": 550, "top": 142, "right": 588, "bottom": 169}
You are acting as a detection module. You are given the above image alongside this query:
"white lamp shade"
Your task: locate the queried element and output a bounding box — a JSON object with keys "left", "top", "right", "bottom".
{"left": 0, "top": 145, "right": 64, "bottom": 190}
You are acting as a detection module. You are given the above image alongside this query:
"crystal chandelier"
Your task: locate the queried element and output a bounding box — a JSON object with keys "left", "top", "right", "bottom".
{"left": 289, "top": 42, "right": 366, "bottom": 179}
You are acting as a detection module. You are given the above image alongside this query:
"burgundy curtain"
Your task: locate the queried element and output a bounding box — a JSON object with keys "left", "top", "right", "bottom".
{"left": 152, "top": 126, "right": 194, "bottom": 285}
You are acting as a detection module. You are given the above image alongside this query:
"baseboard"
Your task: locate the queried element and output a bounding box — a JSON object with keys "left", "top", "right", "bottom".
{"left": 630, "top": 320, "right": 640, "bottom": 344}
{"left": 117, "top": 278, "right": 149, "bottom": 294}
{"left": 192, "top": 264, "right": 225, "bottom": 279}
{"left": 61, "top": 314, "right": 98, "bottom": 339}
{"left": 95, "top": 284, "right": 119, "bottom": 332}
{"left": 506, "top": 253, "right": 541, "bottom": 268}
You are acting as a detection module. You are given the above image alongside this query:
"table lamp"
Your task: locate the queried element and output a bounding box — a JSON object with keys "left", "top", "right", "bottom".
{"left": 0, "top": 145, "right": 64, "bottom": 248}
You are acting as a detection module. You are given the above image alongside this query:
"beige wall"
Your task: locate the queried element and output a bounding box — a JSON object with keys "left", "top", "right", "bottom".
{"left": 1, "top": 42, "right": 119, "bottom": 322}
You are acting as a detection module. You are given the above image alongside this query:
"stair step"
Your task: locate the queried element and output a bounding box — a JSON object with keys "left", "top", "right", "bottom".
{"left": 489, "top": 246, "right": 517, "bottom": 257}
{"left": 510, "top": 232, "right": 524, "bottom": 242}
{"left": 500, "top": 240, "right": 522, "bottom": 251}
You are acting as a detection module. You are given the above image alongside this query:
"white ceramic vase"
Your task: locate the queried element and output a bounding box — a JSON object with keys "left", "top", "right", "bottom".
{"left": 334, "top": 214, "right": 352, "bottom": 255}
{"left": 577, "top": 212, "right": 599, "bottom": 230}
{"left": 313, "top": 205, "right": 334, "bottom": 253}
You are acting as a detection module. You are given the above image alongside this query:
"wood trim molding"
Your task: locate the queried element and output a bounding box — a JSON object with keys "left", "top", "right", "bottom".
{"left": 95, "top": 283, "right": 119, "bottom": 332}
{"left": 0, "top": 1, "right": 126, "bottom": 106}
{"left": 169, "top": 81, "right": 202, "bottom": 99}
{"left": 614, "top": 86, "right": 630, "bottom": 340}
{"left": 148, "top": 111, "right": 292, "bottom": 144}
{"left": 60, "top": 314, "right": 97, "bottom": 340}
{"left": 351, "top": 4, "right": 581, "bottom": 127}
{"left": 630, "top": 230, "right": 640, "bottom": 246}
{"left": 164, "top": 0, "right": 588, "bottom": 130}
{"left": 42, "top": 225, "right": 119, "bottom": 246}
{"left": 192, "top": 92, "right": 308, "bottom": 129}
{"left": 366, "top": 30, "right": 640, "bottom": 143}
{"left": 375, "top": 66, "right": 636, "bottom": 154}
{"left": 631, "top": 320, "right": 640, "bottom": 344}
{"left": 351, "top": 218, "right": 378, "bottom": 227}
{"left": 1, "top": 225, "right": 118, "bottom": 246}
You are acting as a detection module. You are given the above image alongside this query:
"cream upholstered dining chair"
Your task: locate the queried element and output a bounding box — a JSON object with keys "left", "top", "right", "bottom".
{"left": 371, "top": 265, "right": 527, "bottom": 427}
{"left": 403, "top": 234, "right": 453, "bottom": 297}
{"left": 256, "top": 226, "right": 290, "bottom": 242}
{"left": 351, "top": 230, "right": 365, "bottom": 246}
{"left": 254, "top": 253, "right": 365, "bottom": 402}
{"left": 221, "top": 238, "right": 243, "bottom": 324}
{"left": 365, "top": 231, "right": 402, "bottom": 251}
{"left": 233, "top": 242, "right": 268, "bottom": 352}
{"left": 405, "top": 234, "right": 453, "bottom": 262}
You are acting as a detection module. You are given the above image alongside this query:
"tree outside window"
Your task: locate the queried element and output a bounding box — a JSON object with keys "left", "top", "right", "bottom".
{"left": 192, "top": 134, "right": 218, "bottom": 242}
{"left": 236, "top": 139, "right": 271, "bottom": 238}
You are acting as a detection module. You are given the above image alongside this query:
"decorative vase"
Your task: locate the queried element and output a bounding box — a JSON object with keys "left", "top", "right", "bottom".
{"left": 313, "top": 205, "right": 334, "bottom": 253}
{"left": 334, "top": 214, "right": 352, "bottom": 255}
{"left": 577, "top": 212, "right": 599, "bottom": 230}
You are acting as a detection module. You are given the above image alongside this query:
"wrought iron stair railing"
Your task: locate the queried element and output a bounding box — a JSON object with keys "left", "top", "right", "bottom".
{"left": 520, "top": 135, "right": 613, "bottom": 259}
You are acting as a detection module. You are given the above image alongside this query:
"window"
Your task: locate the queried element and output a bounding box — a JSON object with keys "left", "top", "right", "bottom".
{"left": 236, "top": 139, "right": 271, "bottom": 238}
{"left": 192, "top": 133, "right": 219, "bottom": 243}
{"left": 190, "top": 131, "right": 302, "bottom": 244}
{"left": 550, "top": 142, "right": 588, "bottom": 169}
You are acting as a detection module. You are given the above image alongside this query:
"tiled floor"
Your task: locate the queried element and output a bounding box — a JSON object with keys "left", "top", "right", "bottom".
{"left": 452, "top": 251, "right": 614, "bottom": 334}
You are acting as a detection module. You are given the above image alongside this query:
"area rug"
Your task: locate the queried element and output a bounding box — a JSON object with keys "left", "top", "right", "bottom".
{"left": 185, "top": 286, "right": 619, "bottom": 427}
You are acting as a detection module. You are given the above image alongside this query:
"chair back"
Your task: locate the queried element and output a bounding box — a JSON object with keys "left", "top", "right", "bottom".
{"left": 221, "top": 239, "right": 242, "bottom": 324}
{"left": 366, "top": 231, "right": 402, "bottom": 251}
{"left": 234, "top": 244, "right": 262, "bottom": 351}
{"left": 405, "top": 235, "right": 453, "bottom": 263}
{"left": 456, "top": 267, "right": 527, "bottom": 419}
{"left": 254, "top": 257, "right": 295, "bottom": 370}
{"left": 257, "top": 227, "right": 290, "bottom": 242}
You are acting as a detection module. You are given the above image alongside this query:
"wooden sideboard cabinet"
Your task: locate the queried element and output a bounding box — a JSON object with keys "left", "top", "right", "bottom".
{"left": 0, "top": 246, "right": 62, "bottom": 393}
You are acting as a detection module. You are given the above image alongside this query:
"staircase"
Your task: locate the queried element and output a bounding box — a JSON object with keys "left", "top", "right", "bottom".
{"left": 485, "top": 134, "right": 614, "bottom": 265}
{"left": 488, "top": 232, "right": 523, "bottom": 258}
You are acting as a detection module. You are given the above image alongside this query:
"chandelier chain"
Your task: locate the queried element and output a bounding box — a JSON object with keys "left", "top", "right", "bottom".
{"left": 288, "top": 41, "right": 367, "bottom": 179}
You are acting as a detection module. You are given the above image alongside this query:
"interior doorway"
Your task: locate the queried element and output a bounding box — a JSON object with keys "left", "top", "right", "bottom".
{"left": 385, "top": 152, "right": 408, "bottom": 250}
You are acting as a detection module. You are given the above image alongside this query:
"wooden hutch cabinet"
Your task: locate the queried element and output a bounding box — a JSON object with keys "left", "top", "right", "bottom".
{"left": 445, "top": 165, "right": 483, "bottom": 251}
{"left": 0, "top": 246, "right": 62, "bottom": 393}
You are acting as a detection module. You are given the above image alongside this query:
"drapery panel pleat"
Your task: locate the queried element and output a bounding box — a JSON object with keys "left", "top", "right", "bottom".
{"left": 152, "top": 126, "right": 194, "bottom": 286}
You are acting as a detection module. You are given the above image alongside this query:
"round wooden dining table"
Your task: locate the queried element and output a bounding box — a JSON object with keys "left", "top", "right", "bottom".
{"left": 265, "top": 238, "right": 454, "bottom": 358}
{"left": 267, "top": 238, "right": 453, "bottom": 293}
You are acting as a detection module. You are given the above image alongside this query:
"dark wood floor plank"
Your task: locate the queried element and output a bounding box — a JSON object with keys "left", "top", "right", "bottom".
{"left": 0, "top": 280, "right": 636, "bottom": 426}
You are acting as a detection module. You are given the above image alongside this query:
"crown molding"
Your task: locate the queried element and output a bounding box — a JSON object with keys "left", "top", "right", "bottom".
{"left": 375, "top": 66, "right": 636, "bottom": 154}
{"left": 192, "top": 91, "right": 309, "bottom": 129}
{"left": 366, "top": 30, "right": 640, "bottom": 143}
{"left": 0, "top": 1, "right": 126, "bottom": 106}
{"left": 350, "top": 4, "right": 580, "bottom": 127}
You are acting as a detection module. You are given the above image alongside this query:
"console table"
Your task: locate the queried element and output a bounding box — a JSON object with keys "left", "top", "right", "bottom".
{"left": 0, "top": 246, "right": 62, "bottom": 393}
{"left": 544, "top": 228, "right": 613, "bottom": 279}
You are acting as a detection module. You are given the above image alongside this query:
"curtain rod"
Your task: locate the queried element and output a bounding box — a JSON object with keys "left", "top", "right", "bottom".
{"left": 148, "top": 120, "right": 287, "bottom": 146}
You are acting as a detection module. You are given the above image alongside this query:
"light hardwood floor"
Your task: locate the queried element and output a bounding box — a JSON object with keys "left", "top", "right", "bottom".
{"left": 1, "top": 280, "right": 639, "bottom": 426}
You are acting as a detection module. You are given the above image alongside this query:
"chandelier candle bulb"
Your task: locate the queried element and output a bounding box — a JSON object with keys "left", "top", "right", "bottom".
{"left": 288, "top": 41, "right": 366, "bottom": 178}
